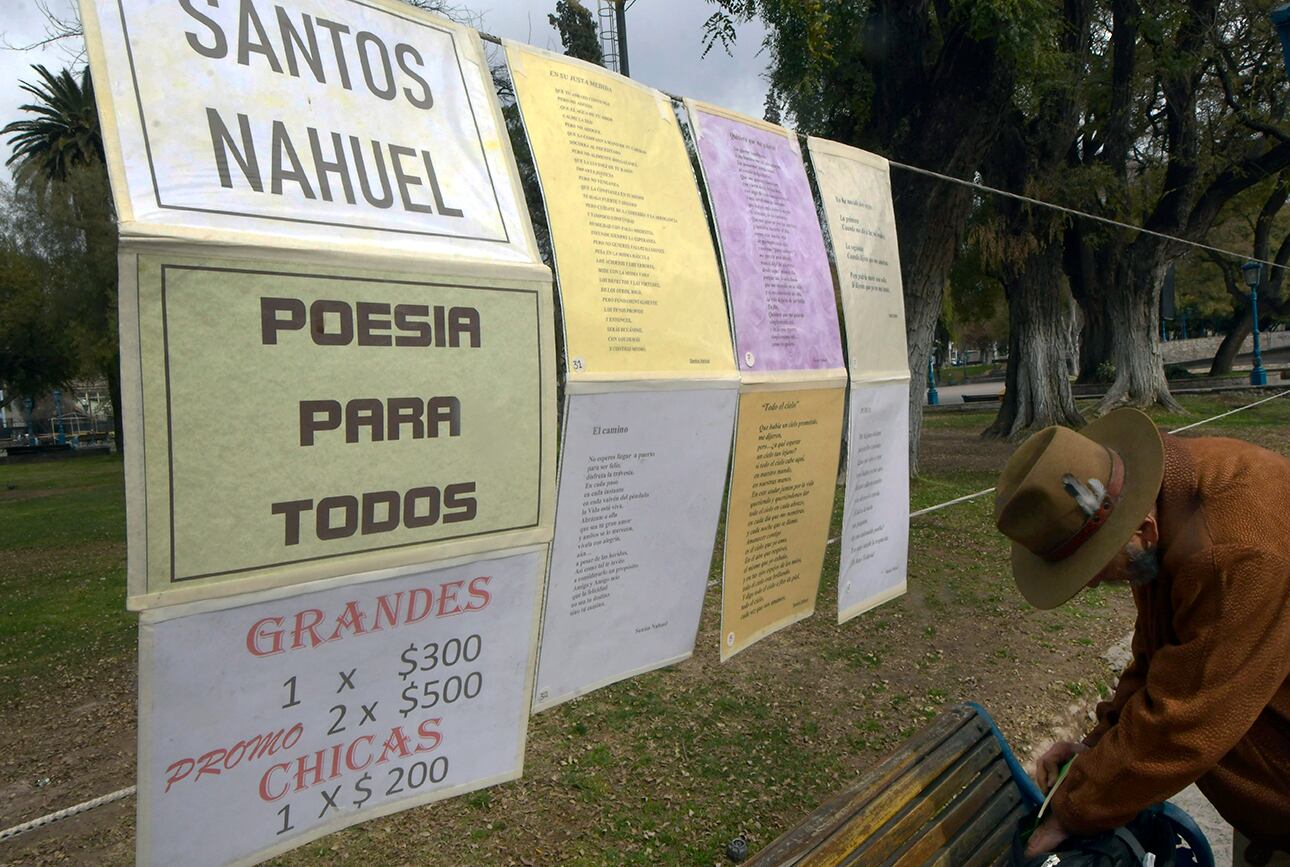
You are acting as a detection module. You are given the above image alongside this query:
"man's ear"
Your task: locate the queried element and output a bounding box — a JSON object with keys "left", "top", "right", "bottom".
{"left": 1139, "top": 512, "right": 1160, "bottom": 550}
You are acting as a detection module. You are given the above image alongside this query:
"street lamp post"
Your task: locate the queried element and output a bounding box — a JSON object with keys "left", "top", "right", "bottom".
{"left": 1242, "top": 261, "right": 1269, "bottom": 386}
{"left": 53, "top": 389, "right": 66, "bottom": 444}
{"left": 1272, "top": 4, "right": 1290, "bottom": 82}
{"left": 927, "top": 352, "right": 940, "bottom": 406}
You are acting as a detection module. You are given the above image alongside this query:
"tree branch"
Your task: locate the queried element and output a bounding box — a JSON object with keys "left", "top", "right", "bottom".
{"left": 1204, "top": 249, "right": 1246, "bottom": 303}
{"left": 1185, "top": 138, "right": 1290, "bottom": 237}
{"left": 1214, "top": 40, "right": 1290, "bottom": 143}
{"left": 1254, "top": 173, "right": 1290, "bottom": 260}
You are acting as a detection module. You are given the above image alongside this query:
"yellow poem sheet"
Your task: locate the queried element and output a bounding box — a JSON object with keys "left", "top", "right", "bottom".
{"left": 806, "top": 138, "right": 909, "bottom": 382}
{"left": 721, "top": 386, "right": 845, "bottom": 660}
{"left": 122, "top": 252, "right": 554, "bottom": 609}
{"left": 505, "top": 42, "right": 735, "bottom": 382}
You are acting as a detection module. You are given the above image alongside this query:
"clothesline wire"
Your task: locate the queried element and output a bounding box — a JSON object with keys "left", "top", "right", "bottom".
{"left": 478, "top": 27, "right": 1283, "bottom": 273}
{"left": 885, "top": 159, "right": 1287, "bottom": 272}
{"left": 4, "top": 398, "right": 1288, "bottom": 846}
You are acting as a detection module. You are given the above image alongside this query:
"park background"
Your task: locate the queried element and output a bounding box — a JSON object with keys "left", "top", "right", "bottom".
{"left": 4, "top": 0, "right": 1290, "bottom": 864}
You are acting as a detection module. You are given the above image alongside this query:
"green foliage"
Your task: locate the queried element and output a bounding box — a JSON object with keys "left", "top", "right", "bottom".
{"left": 2, "top": 63, "right": 120, "bottom": 439}
{"left": 946, "top": 246, "right": 1008, "bottom": 351}
{"left": 1095, "top": 360, "right": 1117, "bottom": 384}
{"left": 0, "top": 236, "right": 77, "bottom": 410}
{"left": 703, "top": 0, "right": 1059, "bottom": 139}
{"left": 2, "top": 65, "right": 104, "bottom": 187}
{"left": 763, "top": 90, "right": 783, "bottom": 125}
{"left": 549, "top": 0, "right": 604, "bottom": 66}
{"left": 1, "top": 171, "right": 118, "bottom": 381}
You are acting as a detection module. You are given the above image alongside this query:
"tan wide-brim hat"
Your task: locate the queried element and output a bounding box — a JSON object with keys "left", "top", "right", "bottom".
{"left": 997, "top": 408, "right": 1165, "bottom": 610}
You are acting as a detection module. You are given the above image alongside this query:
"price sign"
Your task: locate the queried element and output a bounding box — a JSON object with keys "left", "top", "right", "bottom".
{"left": 136, "top": 549, "right": 543, "bottom": 866}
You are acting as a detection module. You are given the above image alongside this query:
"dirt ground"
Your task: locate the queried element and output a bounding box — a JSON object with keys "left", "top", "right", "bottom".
{"left": 2, "top": 393, "right": 1286, "bottom": 865}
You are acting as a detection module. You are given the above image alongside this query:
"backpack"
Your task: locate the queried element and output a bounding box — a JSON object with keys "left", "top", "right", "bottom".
{"left": 1010, "top": 806, "right": 1181, "bottom": 867}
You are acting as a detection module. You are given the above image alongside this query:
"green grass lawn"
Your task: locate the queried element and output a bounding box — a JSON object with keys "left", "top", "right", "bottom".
{"left": 0, "top": 456, "right": 134, "bottom": 704}
{"left": 1, "top": 390, "right": 1287, "bottom": 864}
{"left": 935, "top": 363, "right": 999, "bottom": 385}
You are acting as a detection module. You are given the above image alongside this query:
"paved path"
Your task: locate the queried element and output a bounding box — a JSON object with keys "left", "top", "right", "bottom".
{"left": 1170, "top": 785, "right": 1233, "bottom": 866}
{"left": 926, "top": 381, "right": 1004, "bottom": 405}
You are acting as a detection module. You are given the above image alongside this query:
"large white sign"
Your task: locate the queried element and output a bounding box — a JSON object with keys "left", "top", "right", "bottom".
{"left": 137, "top": 549, "right": 543, "bottom": 867}
{"left": 81, "top": 0, "right": 538, "bottom": 262}
{"left": 533, "top": 387, "right": 736, "bottom": 710}
{"left": 838, "top": 381, "right": 909, "bottom": 623}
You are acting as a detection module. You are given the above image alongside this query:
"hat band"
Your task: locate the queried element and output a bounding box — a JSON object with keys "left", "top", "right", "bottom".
{"left": 1040, "top": 449, "right": 1126, "bottom": 562}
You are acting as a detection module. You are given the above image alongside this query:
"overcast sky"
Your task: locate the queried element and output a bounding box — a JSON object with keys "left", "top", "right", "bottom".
{"left": 0, "top": 0, "right": 770, "bottom": 182}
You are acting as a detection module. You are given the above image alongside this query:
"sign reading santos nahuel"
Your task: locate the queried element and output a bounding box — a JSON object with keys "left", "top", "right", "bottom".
{"left": 81, "top": 0, "right": 537, "bottom": 261}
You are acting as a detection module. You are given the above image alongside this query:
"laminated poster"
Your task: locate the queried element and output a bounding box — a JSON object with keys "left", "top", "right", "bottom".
{"left": 121, "top": 253, "right": 552, "bottom": 609}
{"left": 136, "top": 549, "right": 544, "bottom": 867}
{"left": 687, "top": 102, "right": 844, "bottom": 377}
{"left": 721, "top": 386, "right": 845, "bottom": 660}
{"left": 533, "top": 387, "right": 737, "bottom": 711}
{"left": 837, "top": 380, "right": 910, "bottom": 623}
{"left": 807, "top": 138, "right": 909, "bottom": 381}
{"left": 505, "top": 43, "right": 735, "bottom": 382}
{"left": 80, "top": 0, "right": 539, "bottom": 262}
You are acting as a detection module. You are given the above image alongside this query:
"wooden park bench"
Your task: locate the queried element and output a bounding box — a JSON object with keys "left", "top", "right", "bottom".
{"left": 1, "top": 443, "right": 74, "bottom": 463}
{"left": 746, "top": 703, "right": 1214, "bottom": 867}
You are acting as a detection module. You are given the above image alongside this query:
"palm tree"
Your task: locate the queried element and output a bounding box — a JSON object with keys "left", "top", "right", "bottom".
{"left": 2, "top": 65, "right": 105, "bottom": 187}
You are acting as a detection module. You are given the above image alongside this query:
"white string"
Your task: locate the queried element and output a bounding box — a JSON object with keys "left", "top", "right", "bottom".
{"left": 482, "top": 30, "right": 1277, "bottom": 273}
{"left": 884, "top": 160, "right": 1287, "bottom": 272}
{"left": 0, "top": 786, "right": 135, "bottom": 843}
{"left": 909, "top": 487, "right": 999, "bottom": 519}
{"left": 1166, "top": 388, "right": 1290, "bottom": 432}
{"left": 821, "top": 387, "right": 1290, "bottom": 543}
{"left": 10, "top": 389, "right": 1290, "bottom": 841}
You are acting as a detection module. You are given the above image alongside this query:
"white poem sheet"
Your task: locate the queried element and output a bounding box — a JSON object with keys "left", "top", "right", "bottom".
{"left": 838, "top": 381, "right": 910, "bottom": 623}
{"left": 533, "top": 388, "right": 737, "bottom": 711}
{"left": 81, "top": 0, "right": 537, "bottom": 262}
{"left": 137, "top": 549, "right": 543, "bottom": 867}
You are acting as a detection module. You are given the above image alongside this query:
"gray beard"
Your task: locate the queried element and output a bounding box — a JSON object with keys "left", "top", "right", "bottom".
{"left": 1127, "top": 545, "right": 1161, "bottom": 588}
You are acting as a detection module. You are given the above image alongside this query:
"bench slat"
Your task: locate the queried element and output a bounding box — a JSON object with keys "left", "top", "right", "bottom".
{"left": 747, "top": 705, "right": 977, "bottom": 866}
{"left": 796, "top": 715, "right": 992, "bottom": 867}
{"left": 919, "top": 777, "right": 1025, "bottom": 867}
{"left": 841, "top": 737, "right": 1011, "bottom": 867}
{"left": 878, "top": 756, "right": 1013, "bottom": 867}
{"left": 958, "top": 802, "right": 1027, "bottom": 867}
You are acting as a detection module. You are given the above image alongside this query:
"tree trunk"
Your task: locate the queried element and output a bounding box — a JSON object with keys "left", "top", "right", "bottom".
{"left": 1068, "top": 226, "right": 1180, "bottom": 411}
{"left": 1095, "top": 256, "right": 1182, "bottom": 412}
{"left": 1209, "top": 309, "right": 1253, "bottom": 375}
{"left": 1065, "top": 227, "right": 1114, "bottom": 381}
{"left": 985, "top": 245, "right": 1084, "bottom": 439}
{"left": 894, "top": 173, "right": 976, "bottom": 477}
{"left": 1064, "top": 296, "right": 1082, "bottom": 378}
{"left": 105, "top": 356, "right": 123, "bottom": 455}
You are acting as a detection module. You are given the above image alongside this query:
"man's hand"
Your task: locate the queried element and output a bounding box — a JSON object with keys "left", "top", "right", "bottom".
{"left": 1024, "top": 814, "right": 1073, "bottom": 859}
{"left": 1034, "top": 741, "right": 1088, "bottom": 792}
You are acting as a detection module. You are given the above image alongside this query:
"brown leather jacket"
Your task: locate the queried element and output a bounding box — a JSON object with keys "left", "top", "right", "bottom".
{"left": 1052, "top": 433, "right": 1290, "bottom": 850}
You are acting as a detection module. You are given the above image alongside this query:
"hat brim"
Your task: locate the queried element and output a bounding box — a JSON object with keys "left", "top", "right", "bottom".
{"left": 1011, "top": 408, "right": 1165, "bottom": 610}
